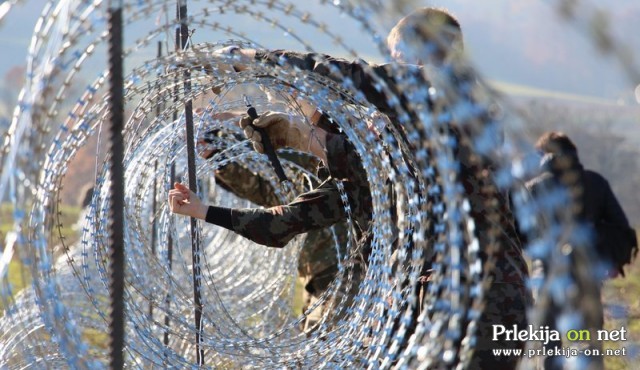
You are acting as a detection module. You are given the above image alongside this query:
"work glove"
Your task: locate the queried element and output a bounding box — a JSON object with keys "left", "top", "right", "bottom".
{"left": 211, "top": 45, "right": 252, "bottom": 72}
{"left": 239, "top": 111, "right": 312, "bottom": 154}
{"left": 168, "top": 43, "right": 237, "bottom": 77}
{"left": 212, "top": 45, "right": 241, "bottom": 56}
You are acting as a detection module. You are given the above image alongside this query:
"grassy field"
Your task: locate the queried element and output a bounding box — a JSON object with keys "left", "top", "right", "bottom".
{"left": 1, "top": 202, "right": 81, "bottom": 311}
{"left": 601, "top": 233, "right": 640, "bottom": 369}
{"left": 1, "top": 202, "right": 81, "bottom": 245}
{"left": 1, "top": 203, "right": 638, "bottom": 367}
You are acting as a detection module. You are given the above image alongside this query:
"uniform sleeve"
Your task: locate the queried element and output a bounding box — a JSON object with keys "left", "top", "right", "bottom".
{"left": 205, "top": 134, "right": 371, "bottom": 249}
{"left": 209, "top": 179, "right": 345, "bottom": 248}
{"left": 254, "top": 49, "right": 397, "bottom": 117}
{"left": 215, "top": 162, "right": 280, "bottom": 208}
{"left": 324, "top": 132, "right": 368, "bottom": 185}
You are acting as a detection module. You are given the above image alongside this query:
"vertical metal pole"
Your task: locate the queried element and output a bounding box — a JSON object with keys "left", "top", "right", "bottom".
{"left": 163, "top": 30, "right": 180, "bottom": 355}
{"left": 163, "top": 159, "right": 175, "bottom": 351}
{"left": 149, "top": 41, "right": 163, "bottom": 321}
{"left": 177, "top": 1, "right": 205, "bottom": 365}
{"left": 107, "top": 1, "right": 125, "bottom": 369}
{"left": 149, "top": 159, "right": 158, "bottom": 318}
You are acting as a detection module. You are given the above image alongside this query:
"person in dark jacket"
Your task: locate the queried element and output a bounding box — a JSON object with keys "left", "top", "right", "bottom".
{"left": 526, "top": 131, "right": 633, "bottom": 370}
{"left": 527, "top": 131, "right": 632, "bottom": 275}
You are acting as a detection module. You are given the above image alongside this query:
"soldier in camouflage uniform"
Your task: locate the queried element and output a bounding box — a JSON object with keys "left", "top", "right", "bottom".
{"left": 194, "top": 104, "right": 357, "bottom": 332}
{"left": 171, "top": 118, "right": 372, "bottom": 326}
{"left": 173, "top": 7, "right": 531, "bottom": 368}
{"left": 240, "top": 9, "right": 530, "bottom": 368}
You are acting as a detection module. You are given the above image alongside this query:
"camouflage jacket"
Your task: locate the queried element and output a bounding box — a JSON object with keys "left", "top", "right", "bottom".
{"left": 213, "top": 133, "right": 371, "bottom": 287}
{"left": 253, "top": 49, "right": 529, "bottom": 286}
{"left": 215, "top": 150, "right": 320, "bottom": 208}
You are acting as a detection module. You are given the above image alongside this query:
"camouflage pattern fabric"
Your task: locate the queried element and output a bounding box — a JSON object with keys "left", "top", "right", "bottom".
{"left": 451, "top": 104, "right": 532, "bottom": 370}
{"left": 228, "top": 133, "right": 371, "bottom": 248}
{"left": 214, "top": 146, "right": 343, "bottom": 278}
{"left": 215, "top": 162, "right": 282, "bottom": 207}
{"left": 254, "top": 50, "right": 532, "bottom": 368}
{"left": 256, "top": 48, "right": 530, "bottom": 279}
{"left": 214, "top": 131, "right": 371, "bottom": 332}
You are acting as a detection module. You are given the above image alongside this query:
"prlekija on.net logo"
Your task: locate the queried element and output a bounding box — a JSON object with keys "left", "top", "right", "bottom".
{"left": 492, "top": 324, "right": 628, "bottom": 345}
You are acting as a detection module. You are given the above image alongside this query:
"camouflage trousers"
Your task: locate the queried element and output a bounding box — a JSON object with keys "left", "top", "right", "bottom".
{"left": 300, "top": 287, "right": 327, "bottom": 333}
{"left": 299, "top": 263, "right": 365, "bottom": 334}
{"left": 299, "top": 266, "right": 337, "bottom": 333}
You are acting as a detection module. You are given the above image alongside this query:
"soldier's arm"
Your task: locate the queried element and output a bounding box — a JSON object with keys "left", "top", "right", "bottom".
{"left": 208, "top": 132, "right": 369, "bottom": 248}
{"left": 214, "top": 164, "right": 281, "bottom": 207}
{"left": 205, "top": 179, "right": 346, "bottom": 248}
{"left": 228, "top": 48, "right": 398, "bottom": 117}
{"left": 201, "top": 172, "right": 353, "bottom": 249}
{"left": 197, "top": 115, "right": 281, "bottom": 207}
{"left": 171, "top": 133, "right": 370, "bottom": 248}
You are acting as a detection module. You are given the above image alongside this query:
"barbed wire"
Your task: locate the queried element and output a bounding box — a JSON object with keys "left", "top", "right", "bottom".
{"left": 0, "top": 0, "right": 636, "bottom": 369}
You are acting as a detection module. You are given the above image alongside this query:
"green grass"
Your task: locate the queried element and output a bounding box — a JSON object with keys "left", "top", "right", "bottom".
{"left": 601, "top": 229, "right": 640, "bottom": 370}
{"left": 0, "top": 203, "right": 15, "bottom": 237}
{"left": 292, "top": 277, "right": 305, "bottom": 316}
{"left": 1, "top": 202, "right": 81, "bottom": 312}
{"left": 1, "top": 202, "right": 81, "bottom": 245}
{"left": 1, "top": 203, "right": 638, "bottom": 367}
{"left": 82, "top": 327, "right": 110, "bottom": 353}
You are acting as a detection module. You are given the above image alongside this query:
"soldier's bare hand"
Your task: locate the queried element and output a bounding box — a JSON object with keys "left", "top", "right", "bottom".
{"left": 168, "top": 182, "right": 207, "bottom": 219}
